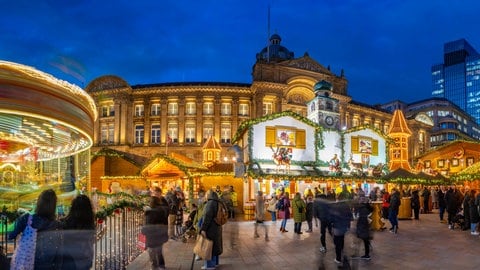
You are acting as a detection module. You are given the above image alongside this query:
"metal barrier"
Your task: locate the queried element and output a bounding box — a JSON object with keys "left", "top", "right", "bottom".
{"left": 0, "top": 209, "right": 145, "bottom": 270}
{"left": 93, "top": 208, "right": 144, "bottom": 270}
{"left": 0, "top": 214, "right": 15, "bottom": 261}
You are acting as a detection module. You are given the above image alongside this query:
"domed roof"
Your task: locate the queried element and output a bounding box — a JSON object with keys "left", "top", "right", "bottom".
{"left": 256, "top": 33, "right": 294, "bottom": 63}
{"left": 314, "top": 80, "right": 333, "bottom": 92}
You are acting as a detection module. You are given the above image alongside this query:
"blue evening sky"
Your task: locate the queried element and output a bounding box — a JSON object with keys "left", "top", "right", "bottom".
{"left": 1, "top": 0, "right": 479, "bottom": 105}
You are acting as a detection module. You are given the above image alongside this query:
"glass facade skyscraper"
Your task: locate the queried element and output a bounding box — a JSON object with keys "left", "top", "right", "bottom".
{"left": 432, "top": 39, "right": 480, "bottom": 124}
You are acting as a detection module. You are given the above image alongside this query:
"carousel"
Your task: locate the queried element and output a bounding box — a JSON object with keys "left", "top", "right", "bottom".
{"left": 0, "top": 61, "right": 96, "bottom": 211}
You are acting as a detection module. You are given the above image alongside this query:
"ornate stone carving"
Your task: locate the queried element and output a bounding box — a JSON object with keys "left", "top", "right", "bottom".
{"left": 281, "top": 57, "right": 331, "bottom": 74}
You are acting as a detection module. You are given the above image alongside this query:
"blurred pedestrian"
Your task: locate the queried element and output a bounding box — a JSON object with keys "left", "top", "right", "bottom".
{"left": 61, "top": 194, "right": 96, "bottom": 270}
{"left": 313, "top": 193, "right": 331, "bottom": 253}
{"left": 354, "top": 197, "right": 373, "bottom": 260}
{"left": 142, "top": 195, "right": 169, "bottom": 270}
{"left": 254, "top": 191, "right": 268, "bottom": 240}
{"left": 330, "top": 193, "right": 353, "bottom": 264}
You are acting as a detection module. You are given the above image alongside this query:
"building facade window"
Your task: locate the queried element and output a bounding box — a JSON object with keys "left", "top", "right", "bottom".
{"left": 151, "top": 124, "right": 161, "bottom": 144}
{"left": 100, "top": 123, "right": 114, "bottom": 144}
{"left": 203, "top": 102, "right": 214, "bottom": 115}
{"left": 151, "top": 103, "right": 161, "bottom": 116}
{"left": 168, "top": 122, "right": 178, "bottom": 143}
{"left": 185, "top": 122, "right": 195, "bottom": 143}
{"left": 135, "top": 104, "right": 144, "bottom": 117}
{"left": 239, "top": 103, "right": 249, "bottom": 116}
{"left": 186, "top": 102, "right": 196, "bottom": 115}
{"left": 221, "top": 123, "right": 231, "bottom": 144}
{"left": 203, "top": 123, "right": 213, "bottom": 142}
{"left": 221, "top": 102, "right": 231, "bottom": 116}
{"left": 101, "top": 105, "right": 115, "bottom": 117}
{"left": 352, "top": 118, "right": 359, "bottom": 127}
{"left": 168, "top": 102, "right": 178, "bottom": 115}
{"left": 135, "top": 124, "right": 144, "bottom": 144}
{"left": 263, "top": 102, "right": 273, "bottom": 115}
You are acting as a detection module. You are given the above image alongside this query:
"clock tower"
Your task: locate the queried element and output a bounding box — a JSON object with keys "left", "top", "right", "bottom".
{"left": 307, "top": 80, "right": 340, "bottom": 129}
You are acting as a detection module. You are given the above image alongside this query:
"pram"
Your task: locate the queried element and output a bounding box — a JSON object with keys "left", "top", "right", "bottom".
{"left": 452, "top": 210, "right": 465, "bottom": 230}
{"left": 179, "top": 209, "right": 197, "bottom": 242}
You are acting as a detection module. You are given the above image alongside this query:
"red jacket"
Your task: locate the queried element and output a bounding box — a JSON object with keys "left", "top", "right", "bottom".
{"left": 382, "top": 193, "right": 390, "bottom": 208}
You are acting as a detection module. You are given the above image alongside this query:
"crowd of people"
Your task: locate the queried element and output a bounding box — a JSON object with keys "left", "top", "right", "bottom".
{"left": 144, "top": 185, "right": 236, "bottom": 270}
{"left": 13, "top": 183, "right": 480, "bottom": 269}
{"left": 8, "top": 189, "right": 96, "bottom": 270}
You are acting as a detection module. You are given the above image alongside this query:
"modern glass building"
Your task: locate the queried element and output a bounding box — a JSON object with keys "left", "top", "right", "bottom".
{"left": 432, "top": 39, "right": 480, "bottom": 124}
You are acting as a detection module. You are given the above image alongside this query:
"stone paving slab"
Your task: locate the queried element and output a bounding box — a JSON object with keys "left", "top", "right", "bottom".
{"left": 127, "top": 211, "right": 480, "bottom": 270}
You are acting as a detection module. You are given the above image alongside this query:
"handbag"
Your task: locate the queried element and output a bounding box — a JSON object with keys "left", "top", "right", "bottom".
{"left": 193, "top": 234, "right": 213, "bottom": 260}
{"left": 11, "top": 214, "right": 37, "bottom": 270}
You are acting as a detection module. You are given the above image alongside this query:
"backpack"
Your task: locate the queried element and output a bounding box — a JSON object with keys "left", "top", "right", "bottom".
{"left": 11, "top": 214, "right": 37, "bottom": 270}
{"left": 276, "top": 197, "right": 285, "bottom": 211}
{"left": 214, "top": 201, "right": 228, "bottom": 226}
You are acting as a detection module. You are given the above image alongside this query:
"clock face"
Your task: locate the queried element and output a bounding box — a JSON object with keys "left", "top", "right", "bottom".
{"left": 325, "top": 116, "right": 334, "bottom": 126}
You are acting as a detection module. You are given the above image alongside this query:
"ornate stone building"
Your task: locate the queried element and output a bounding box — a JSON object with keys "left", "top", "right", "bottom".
{"left": 85, "top": 34, "right": 430, "bottom": 167}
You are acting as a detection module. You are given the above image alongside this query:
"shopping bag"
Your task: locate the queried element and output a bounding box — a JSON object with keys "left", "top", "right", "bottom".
{"left": 193, "top": 234, "right": 213, "bottom": 260}
{"left": 11, "top": 214, "right": 37, "bottom": 270}
{"left": 137, "top": 233, "right": 146, "bottom": 250}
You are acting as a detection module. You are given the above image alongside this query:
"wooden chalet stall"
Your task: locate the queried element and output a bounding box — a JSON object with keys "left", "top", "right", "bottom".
{"left": 232, "top": 111, "right": 390, "bottom": 219}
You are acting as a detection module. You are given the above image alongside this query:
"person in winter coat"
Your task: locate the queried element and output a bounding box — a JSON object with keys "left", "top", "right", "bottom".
{"left": 462, "top": 189, "right": 471, "bottom": 230}
{"left": 254, "top": 191, "right": 268, "bottom": 240}
{"left": 305, "top": 194, "right": 314, "bottom": 233}
{"left": 411, "top": 189, "right": 420, "bottom": 220}
{"left": 421, "top": 187, "right": 431, "bottom": 214}
{"left": 438, "top": 186, "right": 447, "bottom": 223}
{"left": 165, "top": 190, "right": 178, "bottom": 239}
{"left": 279, "top": 192, "right": 291, "bottom": 233}
{"left": 9, "top": 189, "right": 63, "bottom": 270}
{"left": 388, "top": 188, "right": 401, "bottom": 234}
{"left": 354, "top": 197, "right": 373, "bottom": 260}
{"left": 200, "top": 189, "right": 224, "bottom": 269}
{"left": 330, "top": 193, "right": 353, "bottom": 264}
{"left": 292, "top": 192, "right": 307, "bottom": 234}
{"left": 445, "top": 184, "right": 462, "bottom": 230}
{"left": 142, "top": 196, "right": 169, "bottom": 270}
{"left": 313, "top": 193, "right": 331, "bottom": 253}
{"left": 60, "top": 195, "right": 96, "bottom": 270}
{"left": 468, "top": 190, "right": 479, "bottom": 235}
{"left": 266, "top": 193, "right": 278, "bottom": 222}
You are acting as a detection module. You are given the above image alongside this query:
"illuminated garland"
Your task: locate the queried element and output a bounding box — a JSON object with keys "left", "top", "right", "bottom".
{"left": 91, "top": 147, "right": 141, "bottom": 167}
{"left": 95, "top": 199, "right": 145, "bottom": 220}
{"left": 139, "top": 153, "right": 208, "bottom": 178}
{"left": 93, "top": 191, "right": 149, "bottom": 220}
{"left": 232, "top": 111, "right": 323, "bottom": 144}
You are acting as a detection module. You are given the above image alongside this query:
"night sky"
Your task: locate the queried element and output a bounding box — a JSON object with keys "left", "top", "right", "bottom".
{"left": 2, "top": 0, "right": 480, "bottom": 105}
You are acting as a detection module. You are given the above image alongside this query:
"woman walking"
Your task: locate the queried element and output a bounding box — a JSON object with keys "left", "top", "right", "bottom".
{"left": 354, "top": 197, "right": 373, "bottom": 260}
{"left": 330, "top": 193, "right": 353, "bottom": 264}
